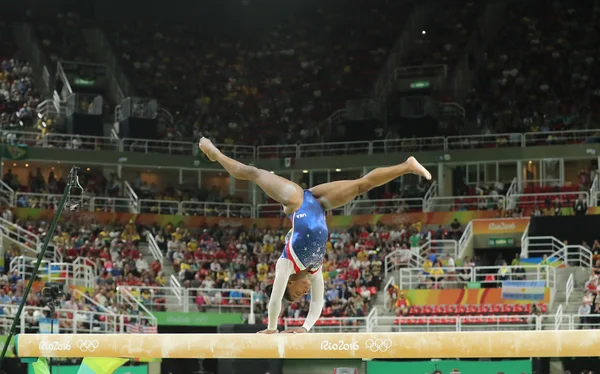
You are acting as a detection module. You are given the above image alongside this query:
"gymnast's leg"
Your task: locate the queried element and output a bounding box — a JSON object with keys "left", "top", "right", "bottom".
{"left": 199, "top": 137, "right": 303, "bottom": 215}
{"left": 309, "top": 156, "right": 432, "bottom": 210}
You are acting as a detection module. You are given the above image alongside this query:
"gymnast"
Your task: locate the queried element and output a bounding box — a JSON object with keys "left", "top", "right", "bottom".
{"left": 198, "top": 138, "right": 431, "bottom": 333}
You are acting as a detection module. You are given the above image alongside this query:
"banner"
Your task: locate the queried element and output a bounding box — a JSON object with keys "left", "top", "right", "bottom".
{"left": 502, "top": 281, "right": 546, "bottom": 301}
{"left": 153, "top": 311, "right": 244, "bottom": 326}
{"left": 3, "top": 144, "right": 29, "bottom": 160}
{"left": 13, "top": 207, "right": 501, "bottom": 231}
{"left": 367, "top": 360, "right": 532, "bottom": 374}
{"left": 28, "top": 365, "right": 147, "bottom": 374}
{"left": 39, "top": 318, "right": 60, "bottom": 334}
{"left": 405, "top": 287, "right": 550, "bottom": 305}
{"left": 472, "top": 218, "right": 530, "bottom": 235}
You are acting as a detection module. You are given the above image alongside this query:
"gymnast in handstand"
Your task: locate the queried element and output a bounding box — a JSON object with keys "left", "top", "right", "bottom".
{"left": 198, "top": 138, "right": 431, "bottom": 333}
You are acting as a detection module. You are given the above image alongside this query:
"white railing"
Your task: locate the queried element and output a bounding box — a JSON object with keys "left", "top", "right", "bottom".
{"left": 117, "top": 287, "right": 157, "bottom": 327}
{"left": 427, "top": 195, "right": 506, "bottom": 211}
{"left": 124, "top": 181, "right": 139, "bottom": 213}
{"left": 520, "top": 221, "right": 530, "bottom": 257}
{"left": 281, "top": 316, "right": 370, "bottom": 333}
{"left": 377, "top": 315, "right": 538, "bottom": 332}
{"left": 383, "top": 277, "right": 396, "bottom": 313}
{"left": 447, "top": 133, "right": 523, "bottom": 150}
{"left": 554, "top": 304, "right": 564, "bottom": 330}
{"left": 256, "top": 203, "right": 286, "bottom": 218}
{"left": 183, "top": 287, "right": 254, "bottom": 320}
{"left": 169, "top": 275, "right": 183, "bottom": 305}
{"left": 147, "top": 232, "right": 164, "bottom": 265}
{"left": 116, "top": 285, "right": 181, "bottom": 312}
{"left": 506, "top": 177, "right": 518, "bottom": 209}
{"left": 6, "top": 128, "right": 600, "bottom": 159}
{"left": 366, "top": 307, "right": 378, "bottom": 332}
{"left": 89, "top": 197, "right": 134, "bottom": 212}
{"left": 122, "top": 138, "right": 255, "bottom": 159}
{"left": 385, "top": 249, "right": 422, "bottom": 279}
{"left": 8, "top": 305, "right": 120, "bottom": 334}
{"left": 371, "top": 137, "right": 447, "bottom": 154}
{"left": 524, "top": 236, "right": 593, "bottom": 267}
{"left": 344, "top": 198, "right": 424, "bottom": 215}
{"left": 0, "top": 217, "right": 41, "bottom": 257}
{"left": 396, "top": 265, "right": 555, "bottom": 290}
{"left": 422, "top": 180, "right": 438, "bottom": 212}
{"left": 508, "top": 191, "right": 589, "bottom": 208}
{"left": 138, "top": 199, "right": 180, "bottom": 215}
{"left": 523, "top": 129, "right": 600, "bottom": 146}
{"left": 0, "top": 180, "right": 14, "bottom": 206}
{"left": 457, "top": 220, "right": 473, "bottom": 259}
{"left": 180, "top": 201, "right": 253, "bottom": 218}
{"left": 565, "top": 274, "right": 574, "bottom": 304}
{"left": 591, "top": 174, "right": 600, "bottom": 206}
{"left": 9, "top": 257, "right": 96, "bottom": 288}
{"left": 2, "top": 130, "right": 118, "bottom": 151}
{"left": 15, "top": 192, "right": 94, "bottom": 214}
{"left": 419, "top": 239, "right": 458, "bottom": 261}
{"left": 73, "top": 289, "right": 115, "bottom": 315}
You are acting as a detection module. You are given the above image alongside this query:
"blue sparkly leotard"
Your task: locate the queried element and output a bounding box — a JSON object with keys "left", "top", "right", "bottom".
{"left": 280, "top": 190, "right": 329, "bottom": 273}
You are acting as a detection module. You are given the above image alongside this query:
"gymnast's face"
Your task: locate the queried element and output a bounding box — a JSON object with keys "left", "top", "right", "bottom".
{"left": 286, "top": 278, "right": 311, "bottom": 301}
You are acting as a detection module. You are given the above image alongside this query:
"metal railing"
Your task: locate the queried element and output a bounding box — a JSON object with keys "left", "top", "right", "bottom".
{"left": 422, "top": 181, "right": 438, "bottom": 212}
{"left": 282, "top": 316, "right": 371, "bottom": 333}
{"left": 183, "top": 287, "right": 255, "bottom": 320}
{"left": 508, "top": 191, "right": 589, "bottom": 208}
{"left": 524, "top": 236, "right": 593, "bottom": 267}
{"left": 0, "top": 180, "right": 14, "bottom": 206}
{"left": 344, "top": 198, "right": 424, "bottom": 215}
{"left": 116, "top": 287, "right": 157, "bottom": 327}
{"left": 89, "top": 197, "right": 134, "bottom": 213}
{"left": 10, "top": 256, "right": 96, "bottom": 288}
{"left": 4, "top": 128, "right": 600, "bottom": 159}
{"left": 591, "top": 174, "right": 600, "bottom": 206}
{"left": 180, "top": 201, "right": 253, "bottom": 218}
{"left": 376, "top": 315, "right": 537, "bottom": 332}
{"left": 384, "top": 248, "right": 422, "bottom": 280}
{"left": 427, "top": 195, "right": 506, "bottom": 211}
{"left": 256, "top": 203, "right": 286, "bottom": 218}
{"left": 115, "top": 286, "right": 181, "bottom": 312}
{"left": 0, "top": 218, "right": 41, "bottom": 257}
{"left": 419, "top": 239, "right": 458, "bottom": 261}
{"left": 146, "top": 232, "right": 164, "bottom": 265}
{"left": 458, "top": 220, "right": 473, "bottom": 259}
{"left": 396, "top": 265, "right": 555, "bottom": 290}
{"left": 565, "top": 274, "right": 574, "bottom": 304}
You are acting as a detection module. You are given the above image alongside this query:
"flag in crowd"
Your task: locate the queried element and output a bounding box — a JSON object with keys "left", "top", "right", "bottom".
{"left": 127, "top": 324, "right": 158, "bottom": 333}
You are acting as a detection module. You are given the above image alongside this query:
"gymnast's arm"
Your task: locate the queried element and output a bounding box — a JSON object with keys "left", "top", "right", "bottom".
{"left": 267, "top": 258, "right": 294, "bottom": 331}
{"left": 302, "top": 267, "right": 325, "bottom": 332}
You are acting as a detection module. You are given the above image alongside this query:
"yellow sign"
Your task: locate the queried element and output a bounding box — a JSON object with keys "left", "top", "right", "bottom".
{"left": 15, "top": 331, "right": 600, "bottom": 359}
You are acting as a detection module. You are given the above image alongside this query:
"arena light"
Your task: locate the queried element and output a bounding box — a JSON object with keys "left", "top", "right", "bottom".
{"left": 15, "top": 331, "right": 600, "bottom": 359}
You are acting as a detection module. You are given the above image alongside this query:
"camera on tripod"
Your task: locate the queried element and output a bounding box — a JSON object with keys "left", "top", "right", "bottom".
{"left": 41, "top": 282, "right": 64, "bottom": 303}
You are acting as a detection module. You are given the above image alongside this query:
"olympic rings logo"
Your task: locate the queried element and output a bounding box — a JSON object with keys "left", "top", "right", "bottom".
{"left": 76, "top": 340, "right": 99, "bottom": 352}
{"left": 365, "top": 338, "right": 392, "bottom": 352}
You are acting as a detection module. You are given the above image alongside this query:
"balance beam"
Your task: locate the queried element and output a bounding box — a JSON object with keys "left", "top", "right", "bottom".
{"left": 15, "top": 330, "right": 600, "bottom": 359}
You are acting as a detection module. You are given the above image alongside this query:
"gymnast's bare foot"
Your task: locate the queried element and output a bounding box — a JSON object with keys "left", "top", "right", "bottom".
{"left": 198, "top": 137, "right": 220, "bottom": 162}
{"left": 406, "top": 156, "right": 432, "bottom": 180}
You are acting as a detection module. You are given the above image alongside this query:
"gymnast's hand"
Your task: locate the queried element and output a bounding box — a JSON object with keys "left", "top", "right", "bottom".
{"left": 257, "top": 329, "right": 279, "bottom": 334}
{"left": 281, "top": 327, "right": 307, "bottom": 334}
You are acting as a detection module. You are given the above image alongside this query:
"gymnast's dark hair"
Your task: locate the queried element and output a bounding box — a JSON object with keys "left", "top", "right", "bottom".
{"left": 265, "top": 284, "right": 293, "bottom": 302}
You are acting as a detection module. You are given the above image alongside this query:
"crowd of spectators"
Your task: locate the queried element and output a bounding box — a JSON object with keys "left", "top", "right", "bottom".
{"left": 577, "top": 258, "right": 600, "bottom": 328}
{"left": 0, "top": 215, "right": 160, "bottom": 333}
{"left": 467, "top": 0, "right": 600, "bottom": 137}
{"left": 155, "top": 220, "right": 439, "bottom": 322}
{"left": 106, "top": 0, "right": 417, "bottom": 145}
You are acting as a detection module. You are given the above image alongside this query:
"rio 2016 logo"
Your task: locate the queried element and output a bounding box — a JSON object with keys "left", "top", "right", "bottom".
{"left": 38, "top": 341, "right": 72, "bottom": 351}
{"left": 320, "top": 340, "right": 359, "bottom": 351}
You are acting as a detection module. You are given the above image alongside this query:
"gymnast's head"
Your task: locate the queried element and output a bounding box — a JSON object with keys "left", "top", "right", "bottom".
{"left": 266, "top": 276, "right": 311, "bottom": 302}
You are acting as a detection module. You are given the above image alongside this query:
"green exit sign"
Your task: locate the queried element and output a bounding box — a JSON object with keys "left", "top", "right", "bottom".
{"left": 409, "top": 81, "right": 430, "bottom": 89}
{"left": 488, "top": 237, "right": 515, "bottom": 247}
